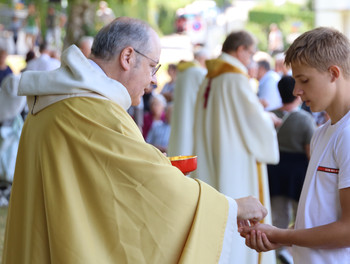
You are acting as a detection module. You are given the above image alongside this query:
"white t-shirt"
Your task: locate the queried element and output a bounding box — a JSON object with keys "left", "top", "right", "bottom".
{"left": 293, "top": 110, "right": 350, "bottom": 263}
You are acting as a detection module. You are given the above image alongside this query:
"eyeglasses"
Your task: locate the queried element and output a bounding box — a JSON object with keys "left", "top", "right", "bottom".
{"left": 134, "top": 48, "right": 161, "bottom": 76}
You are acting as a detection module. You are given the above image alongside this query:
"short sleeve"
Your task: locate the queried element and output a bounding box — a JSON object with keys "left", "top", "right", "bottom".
{"left": 336, "top": 126, "right": 350, "bottom": 189}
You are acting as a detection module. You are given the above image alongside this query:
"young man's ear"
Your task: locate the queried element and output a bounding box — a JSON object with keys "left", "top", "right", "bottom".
{"left": 328, "top": 65, "right": 340, "bottom": 82}
{"left": 120, "top": 46, "right": 135, "bottom": 71}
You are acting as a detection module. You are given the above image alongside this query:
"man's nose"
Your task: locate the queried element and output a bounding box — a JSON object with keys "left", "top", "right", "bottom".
{"left": 151, "top": 73, "right": 158, "bottom": 86}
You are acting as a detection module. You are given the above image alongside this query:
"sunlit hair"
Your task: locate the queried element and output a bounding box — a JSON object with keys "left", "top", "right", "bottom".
{"left": 91, "top": 17, "right": 151, "bottom": 61}
{"left": 222, "top": 30, "right": 255, "bottom": 53}
{"left": 285, "top": 27, "right": 350, "bottom": 78}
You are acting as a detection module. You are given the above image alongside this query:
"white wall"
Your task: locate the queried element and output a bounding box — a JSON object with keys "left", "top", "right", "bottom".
{"left": 315, "top": 0, "right": 350, "bottom": 37}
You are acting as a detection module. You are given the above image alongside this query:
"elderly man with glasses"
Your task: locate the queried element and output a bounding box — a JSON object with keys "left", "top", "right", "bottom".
{"left": 3, "top": 17, "right": 267, "bottom": 264}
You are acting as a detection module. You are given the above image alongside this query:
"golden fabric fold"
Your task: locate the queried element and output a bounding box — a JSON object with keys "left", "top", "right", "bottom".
{"left": 205, "top": 59, "right": 249, "bottom": 79}
{"left": 177, "top": 61, "right": 198, "bottom": 72}
{"left": 3, "top": 97, "right": 229, "bottom": 264}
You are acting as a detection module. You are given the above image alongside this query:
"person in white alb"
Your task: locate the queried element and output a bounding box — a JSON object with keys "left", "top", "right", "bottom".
{"left": 192, "top": 30, "right": 280, "bottom": 264}
{"left": 167, "top": 49, "right": 208, "bottom": 157}
{"left": 26, "top": 42, "right": 60, "bottom": 71}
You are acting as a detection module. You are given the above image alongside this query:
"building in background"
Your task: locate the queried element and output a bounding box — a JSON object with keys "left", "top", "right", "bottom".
{"left": 315, "top": 0, "right": 350, "bottom": 38}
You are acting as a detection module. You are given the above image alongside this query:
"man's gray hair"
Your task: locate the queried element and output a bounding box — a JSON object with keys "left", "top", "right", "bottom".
{"left": 91, "top": 17, "right": 151, "bottom": 61}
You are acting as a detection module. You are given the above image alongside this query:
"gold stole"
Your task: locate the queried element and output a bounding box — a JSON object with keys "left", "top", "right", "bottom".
{"left": 177, "top": 61, "right": 198, "bottom": 72}
{"left": 205, "top": 59, "right": 249, "bottom": 79}
{"left": 257, "top": 162, "right": 265, "bottom": 264}
{"left": 203, "top": 59, "right": 249, "bottom": 108}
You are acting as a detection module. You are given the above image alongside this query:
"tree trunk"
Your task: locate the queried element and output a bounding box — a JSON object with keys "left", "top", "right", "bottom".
{"left": 63, "top": 0, "right": 98, "bottom": 50}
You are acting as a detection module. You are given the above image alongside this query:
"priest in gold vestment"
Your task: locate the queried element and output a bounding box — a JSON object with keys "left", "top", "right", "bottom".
{"left": 2, "top": 18, "right": 268, "bottom": 264}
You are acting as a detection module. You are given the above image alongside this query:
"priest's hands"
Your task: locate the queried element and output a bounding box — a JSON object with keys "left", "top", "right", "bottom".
{"left": 235, "top": 196, "right": 267, "bottom": 222}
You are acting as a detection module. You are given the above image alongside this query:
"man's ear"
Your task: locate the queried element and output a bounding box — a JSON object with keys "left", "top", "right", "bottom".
{"left": 233, "top": 45, "right": 244, "bottom": 57}
{"left": 120, "top": 46, "right": 135, "bottom": 71}
{"left": 236, "top": 45, "right": 245, "bottom": 53}
{"left": 329, "top": 65, "right": 340, "bottom": 82}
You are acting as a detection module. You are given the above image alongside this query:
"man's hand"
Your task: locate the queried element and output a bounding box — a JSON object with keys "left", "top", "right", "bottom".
{"left": 235, "top": 196, "right": 267, "bottom": 222}
{"left": 268, "top": 112, "right": 282, "bottom": 127}
{"left": 259, "top": 99, "right": 269, "bottom": 108}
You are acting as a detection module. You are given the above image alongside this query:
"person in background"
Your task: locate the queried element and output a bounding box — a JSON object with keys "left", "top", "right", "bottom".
{"left": 257, "top": 59, "right": 283, "bottom": 111}
{"left": 3, "top": 17, "right": 268, "bottom": 263}
{"left": 146, "top": 103, "right": 172, "bottom": 153}
{"left": 240, "top": 27, "right": 350, "bottom": 264}
{"left": 247, "top": 60, "right": 259, "bottom": 94}
{"left": 8, "top": 15, "right": 21, "bottom": 54}
{"left": 78, "top": 36, "right": 94, "bottom": 58}
{"left": 274, "top": 52, "right": 291, "bottom": 77}
{"left": 0, "top": 51, "right": 25, "bottom": 206}
{"left": 268, "top": 23, "right": 284, "bottom": 56}
{"left": 192, "top": 30, "right": 280, "bottom": 264}
{"left": 26, "top": 42, "right": 60, "bottom": 71}
{"left": 130, "top": 83, "right": 157, "bottom": 131}
{"left": 0, "top": 49, "right": 13, "bottom": 86}
{"left": 45, "top": 5, "right": 59, "bottom": 49}
{"left": 96, "top": 1, "right": 115, "bottom": 29}
{"left": 161, "top": 63, "right": 177, "bottom": 104}
{"left": 167, "top": 49, "right": 208, "bottom": 157}
{"left": 21, "top": 50, "right": 36, "bottom": 73}
{"left": 142, "top": 93, "right": 166, "bottom": 139}
{"left": 50, "top": 49, "right": 60, "bottom": 61}
{"left": 0, "top": 73, "right": 26, "bottom": 188}
{"left": 24, "top": 3, "right": 39, "bottom": 50}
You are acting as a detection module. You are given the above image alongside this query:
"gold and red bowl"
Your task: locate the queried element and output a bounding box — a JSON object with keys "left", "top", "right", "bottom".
{"left": 169, "top": 155, "right": 197, "bottom": 175}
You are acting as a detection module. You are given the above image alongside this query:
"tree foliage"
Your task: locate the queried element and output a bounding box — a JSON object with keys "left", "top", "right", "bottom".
{"left": 246, "top": 1, "right": 314, "bottom": 52}
{"left": 0, "top": 0, "right": 230, "bottom": 48}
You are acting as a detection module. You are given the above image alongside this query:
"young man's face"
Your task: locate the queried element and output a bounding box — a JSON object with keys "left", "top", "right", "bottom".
{"left": 292, "top": 63, "right": 337, "bottom": 113}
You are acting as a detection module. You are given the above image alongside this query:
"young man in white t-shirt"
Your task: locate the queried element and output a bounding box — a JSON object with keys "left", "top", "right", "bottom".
{"left": 239, "top": 27, "right": 350, "bottom": 263}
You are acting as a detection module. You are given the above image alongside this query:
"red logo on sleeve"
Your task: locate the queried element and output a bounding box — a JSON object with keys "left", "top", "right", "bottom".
{"left": 317, "top": 166, "right": 339, "bottom": 174}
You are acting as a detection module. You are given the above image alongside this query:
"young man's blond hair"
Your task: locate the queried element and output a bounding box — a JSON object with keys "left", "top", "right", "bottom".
{"left": 285, "top": 27, "right": 350, "bottom": 78}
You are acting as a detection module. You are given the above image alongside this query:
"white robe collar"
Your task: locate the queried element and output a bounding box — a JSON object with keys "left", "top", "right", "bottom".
{"left": 219, "top": 52, "right": 248, "bottom": 74}
{"left": 19, "top": 45, "right": 131, "bottom": 114}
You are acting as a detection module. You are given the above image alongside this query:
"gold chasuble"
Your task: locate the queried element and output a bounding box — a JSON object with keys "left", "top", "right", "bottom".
{"left": 2, "top": 45, "right": 232, "bottom": 264}
{"left": 3, "top": 98, "right": 228, "bottom": 264}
